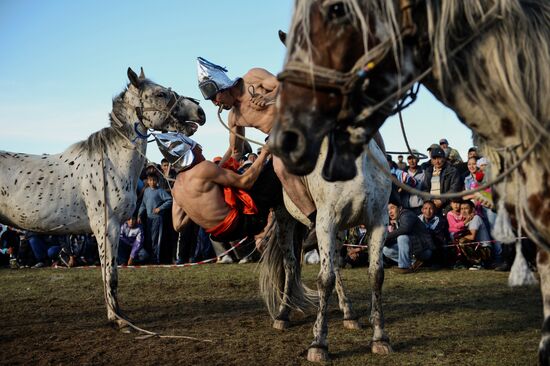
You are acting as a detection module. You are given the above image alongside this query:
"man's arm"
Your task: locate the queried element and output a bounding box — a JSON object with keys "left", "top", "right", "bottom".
{"left": 227, "top": 112, "right": 246, "bottom": 161}
{"left": 172, "top": 201, "right": 190, "bottom": 232}
{"left": 200, "top": 147, "right": 270, "bottom": 190}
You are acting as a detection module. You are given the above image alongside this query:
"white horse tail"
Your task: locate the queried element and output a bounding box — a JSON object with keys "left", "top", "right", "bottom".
{"left": 258, "top": 209, "right": 318, "bottom": 319}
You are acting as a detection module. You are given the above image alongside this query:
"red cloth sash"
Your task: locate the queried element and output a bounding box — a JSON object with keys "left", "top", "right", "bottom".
{"left": 205, "top": 187, "right": 258, "bottom": 237}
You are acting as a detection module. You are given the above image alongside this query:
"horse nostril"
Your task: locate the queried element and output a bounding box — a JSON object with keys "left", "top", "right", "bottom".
{"left": 281, "top": 130, "right": 299, "bottom": 152}
{"left": 198, "top": 108, "right": 206, "bottom": 123}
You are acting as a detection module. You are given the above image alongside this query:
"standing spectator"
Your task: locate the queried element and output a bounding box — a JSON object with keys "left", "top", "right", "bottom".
{"left": 159, "top": 158, "right": 176, "bottom": 193}
{"left": 138, "top": 173, "right": 173, "bottom": 264}
{"left": 382, "top": 201, "right": 434, "bottom": 273}
{"left": 439, "top": 138, "right": 463, "bottom": 165}
{"left": 422, "top": 147, "right": 462, "bottom": 215}
{"left": 396, "top": 155, "right": 407, "bottom": 171}
{"left": 118, "top": 217, "right": 149, "bottom": 265}
{"left": 400, "top": 153, "right": 425, "bottom": 214}
{"left": 421, "top": 144, "right": 439, "bottom": 170}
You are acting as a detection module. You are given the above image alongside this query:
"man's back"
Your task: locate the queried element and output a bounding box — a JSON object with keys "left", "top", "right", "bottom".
{"left": 228, "top": 68, "right": 278, "bottom": 134}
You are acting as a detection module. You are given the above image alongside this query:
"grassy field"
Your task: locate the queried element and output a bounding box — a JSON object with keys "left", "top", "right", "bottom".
{"left": 0, "top": 264, "right": 542, "bottom": 365}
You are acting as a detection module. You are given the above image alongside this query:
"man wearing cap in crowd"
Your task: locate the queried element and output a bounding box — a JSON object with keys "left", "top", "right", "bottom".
{"left": 439, "top": 138, "right": 463, "bottom": 165}
{"left": 421, "top": 146, "right": 462, "bottom": 214}
{"left": 162, "top": 133, "right": 281, "bottom": 242}
{"left": 196, "top": 57, "right": 318, "bottom": 230}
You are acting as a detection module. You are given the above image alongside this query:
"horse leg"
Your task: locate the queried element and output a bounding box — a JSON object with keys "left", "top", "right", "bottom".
{"left": 368, "top": 223, "right": 392, "bottom": 354}
{"left": 308, "top": 222, "right": 336, "bottom": 363}
{"left": 537, "top": 249, "right": 550, "bottom": 365}
{"left": 89, "top": 212, "right": 129, "bottom": 331}
{"left": 334, "top": 266, "right": 360, "bottom": 329}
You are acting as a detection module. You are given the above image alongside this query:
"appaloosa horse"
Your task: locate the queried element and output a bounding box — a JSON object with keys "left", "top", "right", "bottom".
{"left": 270, "top": 0, "right": 550, "bottom": 363}
{"left": 0, "top": 68, "right": 205, "bottom": 329}
{"left": 260, "top": 137, "right": 391, "bottom": 362}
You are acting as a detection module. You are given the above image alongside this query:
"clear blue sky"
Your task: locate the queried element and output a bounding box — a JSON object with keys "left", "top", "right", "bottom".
{"left": 0, "top": 0, "right": 474, "bottom": 164}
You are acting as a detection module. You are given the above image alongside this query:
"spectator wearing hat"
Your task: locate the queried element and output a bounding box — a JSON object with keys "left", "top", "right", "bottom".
{"left": 400, "top": 152, "right": 425, "bottom": 215}
{"left": 421, "top": 144, "right": 440, "bottom": 170}
{"left": 439, "top": 138, "right": 463, "bottom": 165}
{"left": 421, "top": 147, "right": 462, "bottom": 214}
{"left": 382, "top": 200, "right": 434, "bottom": 273}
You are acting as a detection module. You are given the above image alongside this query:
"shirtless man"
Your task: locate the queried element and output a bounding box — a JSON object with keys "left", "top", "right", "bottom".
{"left": 196, "top": 57, "right": 317, "bottom": 228}
{"left": 168, "top": 134, "right": 279, "bottom": 242}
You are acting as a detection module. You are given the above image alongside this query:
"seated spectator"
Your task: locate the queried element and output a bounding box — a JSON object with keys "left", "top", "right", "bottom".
{"left": 418, "top": 200, "right": 450, "bottom": 266}
{"left": 446, "top": 199, "right": 465, "bottom": 241}
{"left": 382, "top": 200, "right": 434, "bottom": 273}
{"left": 455, "top": 200, "right": 495, "bottom": 270}
{"left": 0, "top": 225, "right": 21, "bottom": 267}
{"left": 342, "top": 225, "right": 369, "bottom": 268}
{"left": 27, "top": 233, "right": 69, "bottom": 268}
{"left": 118, "top": 217, "right": 149, "bottom": 266}
{"left": 58, "top": 234, "right": 98, "bottom": 267}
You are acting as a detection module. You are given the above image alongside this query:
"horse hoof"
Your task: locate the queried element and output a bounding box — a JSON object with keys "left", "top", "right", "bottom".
{"left": 343, "top": 319, "right": 361, "bottom": 330}
{"left": 371, "top": 341, "right": 393, "bottom": 355}
{"left": 307, "top": 347, "right": 329, "bottom": 362}
{"left": 273, "top": 319, "right": 290, "bottom": 330}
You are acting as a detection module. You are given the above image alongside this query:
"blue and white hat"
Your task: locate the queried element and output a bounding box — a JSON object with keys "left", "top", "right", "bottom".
{"left": 155, "top": 132, "right": 200, "bottom": 170}
{"left": 197, "top": 57, "right": 240, "bottom": 100}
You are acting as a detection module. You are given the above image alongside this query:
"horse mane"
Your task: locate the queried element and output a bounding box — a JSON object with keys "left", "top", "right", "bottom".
{"left": 69, "top": 81, "right": 153, "bottom": 157}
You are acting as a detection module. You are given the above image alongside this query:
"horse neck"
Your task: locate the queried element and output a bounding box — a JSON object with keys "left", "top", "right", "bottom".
{"left": 107, "top": 102, "right": 148, "bottom": 174}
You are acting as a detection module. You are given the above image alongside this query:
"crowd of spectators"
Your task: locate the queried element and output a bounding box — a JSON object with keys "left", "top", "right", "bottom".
{"left": 0, "top": 138, "right": 534, "bottom": 272}
{"left": 337, "top": 137, "right": 536, "bottom": 273}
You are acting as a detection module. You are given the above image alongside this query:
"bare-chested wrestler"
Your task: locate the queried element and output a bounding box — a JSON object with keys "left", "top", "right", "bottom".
{"left": 196, "top": 57, "right": 318, "bottom": 232}
{"left": 166, "top": 134, "right": 282, "bottom": 242}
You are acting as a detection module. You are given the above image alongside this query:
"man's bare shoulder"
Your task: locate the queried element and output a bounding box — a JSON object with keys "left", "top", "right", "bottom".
{"left": 243, "top": 68, "right": 275, "bottom": 83}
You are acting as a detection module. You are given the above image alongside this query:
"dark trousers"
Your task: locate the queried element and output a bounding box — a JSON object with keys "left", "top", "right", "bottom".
{"left": 146, "top": 216, "right": 163, "bottom": 264}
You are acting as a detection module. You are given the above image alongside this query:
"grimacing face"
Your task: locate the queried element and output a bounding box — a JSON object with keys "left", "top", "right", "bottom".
{"left": 388, "top": 203, "right": 399, "bottom": 220}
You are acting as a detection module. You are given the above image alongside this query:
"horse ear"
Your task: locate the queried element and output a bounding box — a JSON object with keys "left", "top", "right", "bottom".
{"left": 127, "top": 67, "right": 140, "bottom": 89}
{"left": 139, "top": 67, "right": 146, "bottom": 80}
{"left": 278, "top": 30, "right": 287, "bottom": 46}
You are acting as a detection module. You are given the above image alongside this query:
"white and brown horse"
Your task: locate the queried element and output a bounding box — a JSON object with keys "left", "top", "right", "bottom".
{"left": 0, "top": 68, "right": 205, "bottom": 329}
{"left": 271, "top": 0, "right": 550, "bottom": 363}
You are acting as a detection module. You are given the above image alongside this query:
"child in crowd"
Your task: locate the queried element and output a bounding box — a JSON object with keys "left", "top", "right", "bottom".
{"left": 138, "top": 173, "right": 173, "bottom": 264}
{"left": 118, "top": 217, "right": 148, "bottom": 265}
{"left": 446, "top": 199, "right": 465, "bottom": 241}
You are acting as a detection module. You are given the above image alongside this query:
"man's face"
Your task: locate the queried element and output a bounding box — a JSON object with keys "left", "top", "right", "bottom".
{"left": 440, "top": 142, "right": 448, "bottom": 150}
{"left": 432, "top": 156, "right": 445, "bottom": 169}
{"left": 460, "top": 203, "right": 473, "bottom": 217}
{"left": 421, "top": 203, "right": 435, "bottom": 220}
{"left": 468, "top": 150, "right": 478, "bottom": 159}
{"left": 388, "top": 203, "right": 400, "bottom": 220}
{"left": 212, "top": 89, "right": 234, "bottom": 110}
{"left": 407, "top": 157, "right": 417, "bottom": 168}
{"left": 161, "top": 162, "right": 170, "bottom": 173}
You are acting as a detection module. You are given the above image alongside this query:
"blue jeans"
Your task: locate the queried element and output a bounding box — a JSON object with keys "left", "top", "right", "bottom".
{"left": 383, "top": 235, "right": 432, "bottom": 268}
{"left": 147, "top": 216, "right": 163, "bottom": 264}
{"left": 29, "top": 236, "right": 61, "bottom": 262}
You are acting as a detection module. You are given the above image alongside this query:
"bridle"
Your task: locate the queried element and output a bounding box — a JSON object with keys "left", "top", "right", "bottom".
{"left": 277, "top": 0, "right": 420, "bottom": 123}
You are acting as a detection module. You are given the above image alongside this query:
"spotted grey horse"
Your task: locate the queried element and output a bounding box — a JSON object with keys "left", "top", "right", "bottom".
{"left": 260, "top": 136, "right": 391, "bottom": 362}
{"left": 0, "top": 68, "right": 205, "bottom": 329}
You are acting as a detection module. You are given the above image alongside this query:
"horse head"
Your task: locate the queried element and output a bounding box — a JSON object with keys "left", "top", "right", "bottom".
{"left": 125, "top": 67, "right": 206, "bottom": 136}
{"left": 271, "top": 0, "right": 422, "bottom": 181}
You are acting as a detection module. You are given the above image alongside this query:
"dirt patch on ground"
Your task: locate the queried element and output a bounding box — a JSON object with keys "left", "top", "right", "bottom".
{"left": 0, "top": 264, "right": 542, "bottom": 365}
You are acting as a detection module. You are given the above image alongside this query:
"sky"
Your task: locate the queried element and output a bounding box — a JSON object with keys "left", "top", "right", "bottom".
{"left": 0, "top": 0, "right": 474, "bottom": 164}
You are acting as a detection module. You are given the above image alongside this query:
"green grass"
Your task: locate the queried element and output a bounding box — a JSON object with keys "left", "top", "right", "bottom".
{"left": 0, "top": 264, "right": 542, "bottom": 365}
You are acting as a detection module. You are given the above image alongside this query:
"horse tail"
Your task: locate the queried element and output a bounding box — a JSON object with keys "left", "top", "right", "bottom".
{"left": 258, "top": 210, "right": 318, "bottom": 319}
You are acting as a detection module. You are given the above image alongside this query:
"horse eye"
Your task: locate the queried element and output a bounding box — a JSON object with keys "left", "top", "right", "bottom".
{"left": 327, "top": 2, "right": 347, "bottom": 20}
{"left": 155, "top": 92, "right": 167, "bottom": 98}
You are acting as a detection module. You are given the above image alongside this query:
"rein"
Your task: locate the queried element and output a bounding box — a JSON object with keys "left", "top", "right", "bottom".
{"left": 216, "top": 106, "right": 266, "bottom": 147}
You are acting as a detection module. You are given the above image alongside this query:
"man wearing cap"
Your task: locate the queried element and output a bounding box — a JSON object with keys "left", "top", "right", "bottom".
{"left": 164, "top": 133, "right": 281, "bottom": 242}
{"left": 439, "top": 138, "right": 463, "bottom": 165}
{"left": 196, "top": 57, "right": 317, "bottom": 228}
{"left": 421, "top": 147, "right": 462, "bottom": 213}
